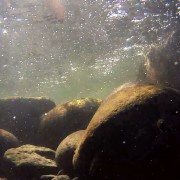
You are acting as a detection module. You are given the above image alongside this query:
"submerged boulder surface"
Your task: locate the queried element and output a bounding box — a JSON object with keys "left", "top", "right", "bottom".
{"left": 3, "top": 144, "right": 58, "bottom": 179}
{"left": 55, "top": 130, "right": 85, "bottom": 175}
{"left": 73, "top": 84, "right": 180, "bottom": 180}
{"left": 0, "top": 97, "right": 56, "bottom": 144}
{"left": 137, "top": 30, "right": 180, "bottom": 91}
{"left": 51, "top": 175, "right": 71, "bottom": 180}
{"left": 38, "top": 98, "right": 102, "bottom": 149}
{"left": 0, "top": 129, "right": 19, "bottom": 177}
{"left": 0, "top": 129, "right": 19, "bottom": 160}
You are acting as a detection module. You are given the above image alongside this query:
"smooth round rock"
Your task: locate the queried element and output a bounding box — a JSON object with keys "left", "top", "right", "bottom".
{"left": 55, "top": 130, "right": 85, "bottom": 175}
{"left": 73, "top": 84, "right": 180, "bottom": 180}
{"left": 0, "top": 129, "right": 19, "bottom": 160}
{"left": 39, "top": 98, "right": 102, "bottom": 149}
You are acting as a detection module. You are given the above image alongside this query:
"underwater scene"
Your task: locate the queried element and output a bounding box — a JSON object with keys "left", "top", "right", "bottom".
{"left": 0, "top": 0, "right": 180, "bottom": 179}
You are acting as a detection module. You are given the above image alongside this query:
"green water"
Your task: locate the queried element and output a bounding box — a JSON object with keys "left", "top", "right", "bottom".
{"left": 0, "top": 0, "right": 179, "bottom": 103}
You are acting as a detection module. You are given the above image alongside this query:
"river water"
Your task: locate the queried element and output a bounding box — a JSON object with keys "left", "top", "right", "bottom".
{"left": 0, "top": 0, "right": 179, "bottom": 103}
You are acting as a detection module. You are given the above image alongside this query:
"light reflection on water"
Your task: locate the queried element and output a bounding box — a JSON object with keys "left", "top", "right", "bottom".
{"left": 0, "top": 0, "right": 179, "bottom": 102}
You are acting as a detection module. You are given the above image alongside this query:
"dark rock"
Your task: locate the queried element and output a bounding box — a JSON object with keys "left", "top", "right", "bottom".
{"left": 0, "top": 129, "right": 19, "bottom": 160}
{"left": 0, "top": 97, "right": 55, "bottom": 144}
{"left": 55, "top": 130, "right": 85, "bottom": 176}
{"left": 41, "top": 171, "right": 72, "bottom": 180}
{"left": 73, "top": 85, "right": 180, "bottom": 180}
{"left": 38, "top": 98, "right": 102, "bottom": 149}
{"left": 137, "top": 30, "right": 180, "bottom": 91}
{"left": 52, "top": 175, "right": 71, "bottom": 180}
{"left": 3, "top": 144, "right": 58, "bottom": 179}
{"left": 0, "top": 129, "right": 19, "bottom": 176}
{"left": 40, "top": 174, "right": 56, "bottom": 179}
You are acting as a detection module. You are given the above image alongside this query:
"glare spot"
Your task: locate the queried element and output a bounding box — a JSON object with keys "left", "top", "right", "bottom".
{"left": 126, "top": 36, "right": 134, "bottom": 42}
{"left": 71, "top": 67, "right": 77, "bottom": 71}
{"left": 19, "top": 77, "right": 24, "bottom": 80}
{"left": 123, "top": 46, "right": 132, "bottom": 51}
{"left": 174, "top": 61, "right": 179, "bottom": 65}
{"left": 3, "top": 64, "right": 8, "bottom": 68}
{"left": 2, "top": 29, "right": 8, "bottom": 34}
{"left": 16, "top": 18, "right": 22, "bottom": 22}
{"left": 122, "top": 141, "right": 126, "bottom": 144}
{"left": 13, "top": 116, "right": 16, "bottom": 119}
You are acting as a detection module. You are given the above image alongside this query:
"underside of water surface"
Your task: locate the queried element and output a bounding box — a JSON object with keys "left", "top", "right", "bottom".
{"left": 0, "top": 0, "right": 178, "bottom": 103}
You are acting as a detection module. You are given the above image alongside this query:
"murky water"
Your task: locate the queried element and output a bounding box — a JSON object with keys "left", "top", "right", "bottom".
{"left": 0, "top": 0, "right": 179, "bottom": 103}
{"left": 0, "top": 1, "right": 180, "bottom": 180}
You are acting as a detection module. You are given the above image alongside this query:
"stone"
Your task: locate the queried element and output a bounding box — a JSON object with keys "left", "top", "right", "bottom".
{"left": 40, "top": 174, "right": 56, "bottom": 179}
{"left": 55, "top": 130, "right": 85, "bottom": 175}
{"left": 73, "top": 84, "right": 180, "bottom": 180}
{"left": 0, "top": 97, "right": 55, "bottom": 144}
{"left": 72, "top": 178, "right": 78, "bottom": 180}
{"left": 0, "top": 129, "right": 19, "bottom": 160}
{"left": 3, "top": 144, "right": 58, "bottom": 179}
{"left": 52, "top": 175, "right": 71, "bottom": 180}
{"left": 0, "top": 129, "right": 19, "bottom": 177}
{"left": 38, "top": 98, "right": 102, "bottom": 149}
{"left": 137, "top": 30, "right": 180, "bottom": 91}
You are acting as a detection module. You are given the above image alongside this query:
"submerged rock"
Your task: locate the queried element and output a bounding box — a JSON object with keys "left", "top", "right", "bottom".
{"left": 38, "top": 98, "right": 102, "bottom": 149}
{"left": 73, "top": 84, "right": 180, "bottom": 180}
{"left": 0, "top": 129, "right": 19, "bottom": 177}
{"left": 137, "top": 29, "right": 180, "bottom": 91}
{"left": 0, "top": 97, "right": 55, "bottom": 144}
{"left": 3, "top": 144, "right": 58, "bottom": 179}
{"left": 55, "top": 130, "right": 85, "bottom": 176}
{"left": 40, "top": 174, "right": 57, "bottom": 179}
{"left": 41, "top": 174, "right": 71, "bottom": 180}
{"left": 52, "top": 175, "right": 71, "bottom": 180}
{"left": 0, "top": 129, "right": 19, "bottom": 160}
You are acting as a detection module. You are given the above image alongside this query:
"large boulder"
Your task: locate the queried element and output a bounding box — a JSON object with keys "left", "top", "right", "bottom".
{"left": 55, "top": 130, "right": 85, "bottom": 176}
{"left": 38, "top": 98, "right": 102, "bottom": 149}
{"left": 0, "top": 97, "right": 55, "bottom": 144}
{"left": 73, "top": 84, "right": 180, "bottom": 180}
{"left": 3, "top": 144, "right": 58, "bottom": 179}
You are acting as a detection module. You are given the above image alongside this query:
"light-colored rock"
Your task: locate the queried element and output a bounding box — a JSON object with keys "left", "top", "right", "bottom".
{"left": 3, "top": 144, "right": 58, "bottom": 179}
{"left": 73, "top": 85, "right": 180, "bottom": 179}
{"left": 39, "top": 98, "right": 102, "bottom": 149}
